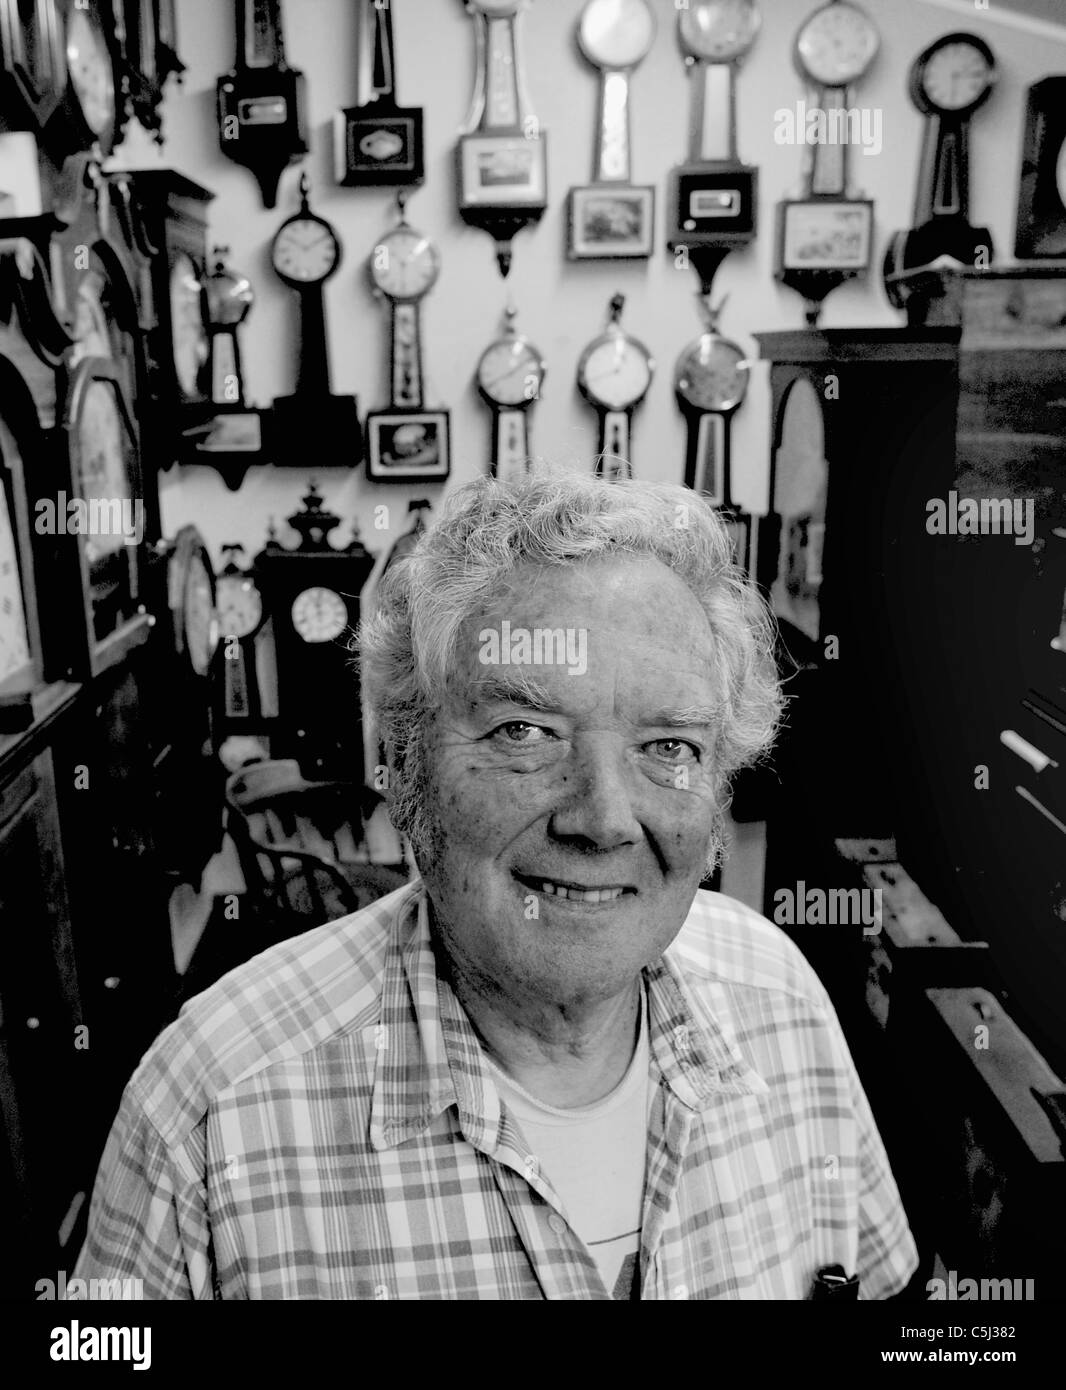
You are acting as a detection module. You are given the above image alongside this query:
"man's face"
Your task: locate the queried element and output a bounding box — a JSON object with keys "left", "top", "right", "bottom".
{"left": 416, "top": 554, "right": 723, "bottom": 1015}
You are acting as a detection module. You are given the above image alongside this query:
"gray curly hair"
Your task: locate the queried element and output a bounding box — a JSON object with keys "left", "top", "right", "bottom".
{"left": 357, "top": 470, "right": 783, "bottom": 876}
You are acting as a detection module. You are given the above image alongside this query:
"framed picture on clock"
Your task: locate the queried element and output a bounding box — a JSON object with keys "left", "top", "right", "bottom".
{"left": 458, "top": 133, "right": 548, "bottom": 207}
{"left": 567, "top": 185, "right": 655, "bottom": 261}
{"left": 365, "top": 409, "right": 450, "bottom": 484}
{"left": 0, "top": 422, "right": 37, "bottom": 705}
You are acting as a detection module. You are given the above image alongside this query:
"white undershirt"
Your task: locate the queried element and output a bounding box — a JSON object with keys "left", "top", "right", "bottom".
{"left": 488, "top": 988, "right": 651, "bottom": 1299}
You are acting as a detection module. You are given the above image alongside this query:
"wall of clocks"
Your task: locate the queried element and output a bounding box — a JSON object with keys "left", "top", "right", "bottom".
{"left": 140, "top": 0, "right": 1066, "bottom": 571}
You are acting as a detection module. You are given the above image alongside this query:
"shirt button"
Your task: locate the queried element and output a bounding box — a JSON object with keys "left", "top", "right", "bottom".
{"left": 548, "top": 1214, "right": 567, "bottom": 1236}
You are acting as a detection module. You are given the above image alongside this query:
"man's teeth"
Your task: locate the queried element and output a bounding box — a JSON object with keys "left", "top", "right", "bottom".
{"left": 539, "top": 881, "right": 625, "bottom": 903}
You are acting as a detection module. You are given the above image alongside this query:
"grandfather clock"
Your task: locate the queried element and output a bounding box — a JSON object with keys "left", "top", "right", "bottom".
{"left": 255, "top": 484, "right": 375, "bottom": 781}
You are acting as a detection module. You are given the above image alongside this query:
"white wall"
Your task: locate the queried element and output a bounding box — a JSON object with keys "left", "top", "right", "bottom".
{"left": 106, "top": 0, "right": 1066, "bottom": 572}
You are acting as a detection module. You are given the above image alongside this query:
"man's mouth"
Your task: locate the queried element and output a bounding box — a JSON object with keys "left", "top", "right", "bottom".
{"left": 513, "top": 872, "right": 636, "bottom": 904}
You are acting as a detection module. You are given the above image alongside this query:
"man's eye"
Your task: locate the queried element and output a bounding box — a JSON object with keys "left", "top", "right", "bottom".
{"left": 646, "top": 738, "right": 700, "bottom": 764}
{"left": 492, "top": 721, "right": 553, "bottom": 746}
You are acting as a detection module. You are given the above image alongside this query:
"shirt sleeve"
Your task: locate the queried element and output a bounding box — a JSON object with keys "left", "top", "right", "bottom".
{"left": 71, "top": 1081, "right": 215, "bottom": 1301}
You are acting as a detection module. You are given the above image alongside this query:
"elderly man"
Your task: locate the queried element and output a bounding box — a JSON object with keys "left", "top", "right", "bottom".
{"left": 75, "top": 472, "right": 917, "bottom": 1300}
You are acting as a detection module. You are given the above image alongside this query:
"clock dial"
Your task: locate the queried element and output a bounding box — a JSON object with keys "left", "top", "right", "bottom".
{"left": 679, "top": 0, "right": 760, "bottom": 63}
{"left": 579, "top": 335, "right": 653, "bottom": 410}
{"left": 920, "top": 38, "right": 994, "bottom": 113}
{"left": 578, "top": 0, "right": 656, "bottom": 71}
{"left": 291, "top": 586, "right": 348, "bottom": 644}
{"left": 370, "top": 228, "right": 440, "bottom": 301}
{"left": 1056, "top": 137, "right": 1066, "bottom": 208}
{"left": 272, "top": 217, "right": 340, "bottom": 284}
{"left": 477, "top": 339, "right": 545, "bottom": 407}
{"left": 66, "top": 4, "right": 116, "bottom": 139}
{"left": 0, "top": 479, "right": 32, "bottom": 684}
{"left": 184, "top": 552, "right": 217, "bottom": 676}
{"left": 74, "top": 378, "right": 132, "bottom": 562}
{"left": 796, "top": 1, "right": 879, "bottom": 87}
{"left": 169, "top": 253, "right": 208, "bottom": 399}
{"left": 217, "top": 574, "right": 263, "bottom": 638}
{"left": 675, "top": 336, "right": 749, "bottom": 412}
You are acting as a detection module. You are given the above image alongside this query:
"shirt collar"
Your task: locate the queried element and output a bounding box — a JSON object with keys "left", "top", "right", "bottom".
{"left": 369, "top": 882, "right": 767, "bottom": 1152}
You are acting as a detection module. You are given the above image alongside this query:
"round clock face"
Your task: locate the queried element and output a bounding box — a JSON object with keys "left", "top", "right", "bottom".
{"left": 169, "top": 253, "right": 208, "bottom": 400}
{"left": 674, "top": 335, "right": 749, "bottom": 412}
{"left": 370, "top": 228, "right": 440, "bottom": 302}
{"left": 579, "top": 333, "right": 653, "bottom": 411}
{"left": 75, "top": 379, "right": 131, "bottom": 561}
{"left": 66, "top": 5, "right": 116, "bottom": 140}
{"left": 217, "top": 574, "right": 263, "bottom": 639}
{"left": 796, "top": 1, "right": 879, "bottom": 87}
{"left": 477, "top": 337, "right": 546, "bottom": 407}
{"left": 679, "top": 0, "right": 760, "bottom": 63}
{"left": 184, "top": 553, "right": 217, "bottom": 676}
{"left": 291, "top": 586, "right": 348, "bottom": 644}
{"left": 272, "top": 217, "right": 341, "bottom": 285}
{"left": 578, "top": 0, "right": 656, "bottom": 71}
{"left": 918, "top": 36, "right": 995, "bottom": 114}
{"left": 1058, "top": 139, "right": 1066, "bottom": 209}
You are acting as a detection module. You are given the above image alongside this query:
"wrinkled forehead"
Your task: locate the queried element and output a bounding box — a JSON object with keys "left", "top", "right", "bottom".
{"left": 444, "top": 555, "right": 721, "bottom": 715}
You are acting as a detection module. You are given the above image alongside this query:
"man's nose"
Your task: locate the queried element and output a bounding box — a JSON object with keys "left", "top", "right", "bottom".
{"left": 548, "top": 737, "right": 642, "bottom": 850}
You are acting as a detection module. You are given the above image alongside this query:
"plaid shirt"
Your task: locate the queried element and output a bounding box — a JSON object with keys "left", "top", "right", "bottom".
{"left": 74, "top": 881, "right": 917, "bottom": 1300}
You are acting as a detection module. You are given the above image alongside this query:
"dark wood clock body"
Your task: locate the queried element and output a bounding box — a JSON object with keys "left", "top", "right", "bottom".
{"left": 0, "top": 216, "right": 179, "bottom": 1294}
{"left": 255, "top": 538, "right": 376, "bottom": 783}
{"left": 116, "top": 169, "right": 214, "bottom": 473}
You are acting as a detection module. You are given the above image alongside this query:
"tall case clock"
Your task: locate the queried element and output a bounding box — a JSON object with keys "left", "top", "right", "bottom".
{"left": 255, "top": 484, "right": 375, "bottom": 782}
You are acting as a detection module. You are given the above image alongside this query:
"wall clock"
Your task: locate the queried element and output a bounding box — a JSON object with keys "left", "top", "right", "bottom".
{"left": 0, "top": 0, "right": 67, "bottom": 132}
{"left": 0, "top": 420, "right": 36, "bottom": 730}
{"left": 575, "top": 291, "right": 653, "bottom": 479}
{"left": 335, "top": 0, "right": 423, "bottom": 188}
{"left": 475, "top": 304, "right": 546, "bottom": 482}
{"left": 62, "top": 357, "right": 146, "bottom": 676}
{"left": 254, "top": 483, "right": 376, "bottom": 781}
{"left": 164, "top": 523, "right": 217, "bottom": 679}
{"left": 213, "top": 541, "right": 264, "bottom": 725}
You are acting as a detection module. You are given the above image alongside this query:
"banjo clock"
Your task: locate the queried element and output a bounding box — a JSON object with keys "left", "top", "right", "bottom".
{"left": 673, "top": 297, "right": 753, "bottom": 573}
{"left": 255, "top": 483, "right": 376, "bottom": 781}
{"left": 667, "top": 0, "right": 761, "bottom": 299}
{"left": 456, "top": 0, "right": 548, "bottom": 278}
{"left": 270, "top": 174, "right": 361, "bottom": 467}
{"left": 189, "top": 245, "right": 265, "bottom": 483}
{"left": 1015, "top": 78, "right": 1066, "bottom": 261}
{"left": 335, "top": 0, "right": 423, "bottom": 188}
{"left": 576, "top": 291, "right": 653, "bottom": 479}
{"left": 776, "top": 0, "right": 879, "bottom": 326}
{"left": 217, "top": 0, "right": 307, "bottom": 210}
{"left": 213, "top": 541, "right": 265, "bottom": 729}
{"left": 365, "top": 192, "right": 449, "bottom": 484}
{"left": 475, "top": 303, "right": 546, "bottom": 482}
{"left": 883, "top": 32, "right": 997, "bottom": 320}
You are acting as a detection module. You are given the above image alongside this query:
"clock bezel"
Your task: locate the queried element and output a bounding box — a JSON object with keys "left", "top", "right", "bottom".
{"left": 577, "top": 0, "right": 657, "bottom": 73}
{"left": 368, "top": 226, "right": 441, "bottom": 304}
{"left": 270, "top": 212, "right": 342, "bottom": 289}
{"left": 60, "top": 0, "right": 121, "bottom": 156}
{"left": 576, "top": 329, "right": 654, "bottom": 413}
{"left": 674, "top": 333, "right": 750, "bottom": 414}
{"left": 911, "top": 31, "right": 996, "bottom": 120}
{"left": 678, "top": 0, "right": 761, "bottom": 65}
{"left": 795, "top": 0, "right": 879, "bottom": 89}
{"left": 476, "top": 334, "right": 546, "bottom": 410}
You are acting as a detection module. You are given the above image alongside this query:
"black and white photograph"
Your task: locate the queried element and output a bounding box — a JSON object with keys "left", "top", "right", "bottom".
{"left": 2, "top": 0, "right": 1066, "bottom": 1362}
